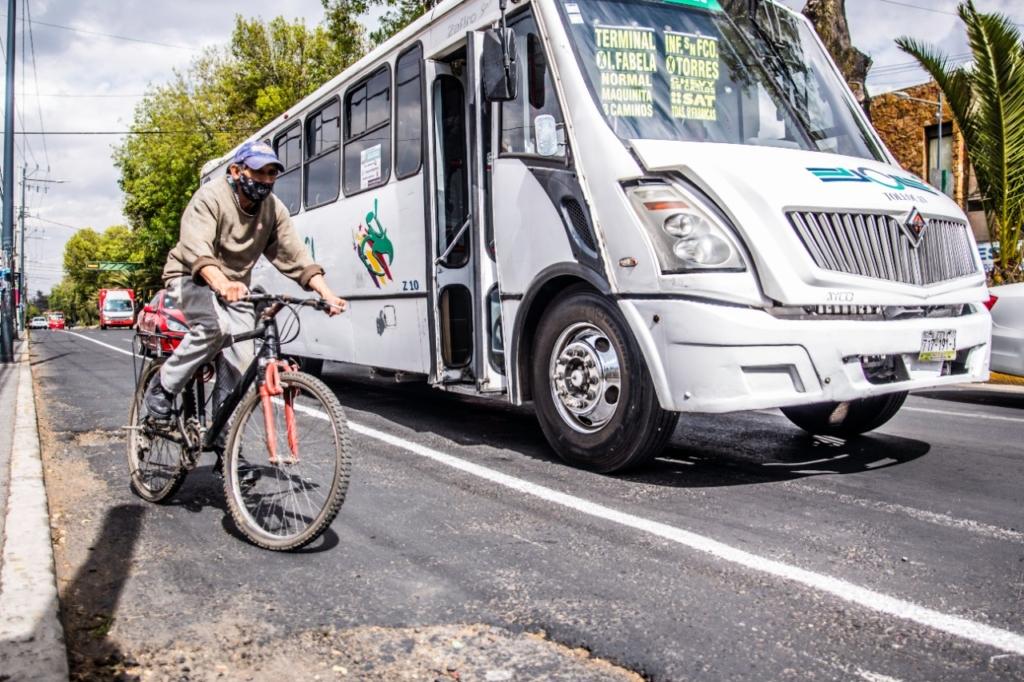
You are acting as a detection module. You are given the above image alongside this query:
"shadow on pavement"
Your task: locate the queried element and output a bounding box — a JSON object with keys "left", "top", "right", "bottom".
{"left": 318, "top": 366, "right": 931, "bottom": 488}
{"left": 61, "top": 503, "right": 144, "bottom": 680}
{"left": 153, "top": 464, "right": 342, "bottom": 554}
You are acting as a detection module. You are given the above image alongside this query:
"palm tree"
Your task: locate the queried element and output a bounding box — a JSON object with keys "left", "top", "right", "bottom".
{"left": 897, "top": 1, "right": 1024, "bottom": 284}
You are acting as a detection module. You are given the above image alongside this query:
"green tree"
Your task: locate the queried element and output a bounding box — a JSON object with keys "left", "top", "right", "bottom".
{"left": 369, "top": 0, "right": 428, "bottom": 44}
{"left": 114, "top": 12, "right": 368, "bottom": 289}
{"left": 897, "top": 1, "right": 1024, "bottom": 283}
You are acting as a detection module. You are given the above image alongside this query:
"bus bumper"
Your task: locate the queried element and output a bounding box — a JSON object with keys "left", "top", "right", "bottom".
{"left": 619, "top": 298, "right": 992, "bottom": 413}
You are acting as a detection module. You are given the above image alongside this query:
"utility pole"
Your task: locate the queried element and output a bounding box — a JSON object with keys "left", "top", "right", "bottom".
{"left": 1, "top": 0, "right": 17, "bottom": 363}
{"left": 18, "top": 164, "right": 67, "bottom": 329}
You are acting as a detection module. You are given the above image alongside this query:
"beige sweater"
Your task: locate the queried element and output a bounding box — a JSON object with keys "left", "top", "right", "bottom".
{"left": 163, "top": 176, "right": 324, "bottom": 289}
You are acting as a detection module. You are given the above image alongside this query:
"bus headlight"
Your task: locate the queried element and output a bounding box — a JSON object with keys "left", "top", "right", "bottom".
{"left": 626, "top": 183, "right": 745, "bottom": 272}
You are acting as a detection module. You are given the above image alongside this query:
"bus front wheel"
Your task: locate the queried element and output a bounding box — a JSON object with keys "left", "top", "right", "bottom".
{"left": 531, "top": 288, "right": 678, "bottom": 474}
{"left": 780, "top": 391, "right": 908, "bottom": 438}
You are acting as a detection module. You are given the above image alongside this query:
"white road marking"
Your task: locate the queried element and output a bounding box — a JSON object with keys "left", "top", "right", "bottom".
{"left": 786, "top": 483, "right": 1024, "bottom": 543}
{"left": 902, "top": 406, "right": 1024, "bottom": 424}
{"left": 61, "top": 330, "right": 137, "bottom": 357}
{"left": 342, "top": 419, "right": 1024, "bottom": 655}
{"left": 57, "top": 333, "right": 1024, "bottom": 655}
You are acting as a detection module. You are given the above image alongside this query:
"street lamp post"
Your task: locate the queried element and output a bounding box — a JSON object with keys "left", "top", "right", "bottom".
{"left": 895, "top": 90, "right": 946, "bottom": 195}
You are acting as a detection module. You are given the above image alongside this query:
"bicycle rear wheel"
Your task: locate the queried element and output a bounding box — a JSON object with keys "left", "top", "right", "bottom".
{"left": 222, "top": 371, "right": 351, "bottom": 550}
{"left": 127, "top": 360, "right": 187, "bottom": 503}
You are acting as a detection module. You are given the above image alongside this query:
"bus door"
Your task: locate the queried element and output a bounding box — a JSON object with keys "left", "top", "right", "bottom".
{"left": 426, "top": 40, "right": 507, "bottom": 394}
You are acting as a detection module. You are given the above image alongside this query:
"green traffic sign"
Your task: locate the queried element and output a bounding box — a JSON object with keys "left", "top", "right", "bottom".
{"left": 86, "top": 261, "right": 143, "bottom": 272}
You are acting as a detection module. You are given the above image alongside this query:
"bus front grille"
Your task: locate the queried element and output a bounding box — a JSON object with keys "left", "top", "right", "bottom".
{"left": 786, "top": 211, "right": 978, "bottom": 286}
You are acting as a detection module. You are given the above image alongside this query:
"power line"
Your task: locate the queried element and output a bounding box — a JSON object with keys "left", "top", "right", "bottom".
{"left": 25, "top": 0, "right": 50, "bottom": 171}
{"left": 865, "top": 0, "right": 1024, "bottom": 28}
{"left": 22, "top": 92, "right": 146, "bottom": 98}
{"left": 15, "top": 129, "right": 254, "bottom": 135}
{"left": 0, "top": 15, "right": 200, "bottom": 51}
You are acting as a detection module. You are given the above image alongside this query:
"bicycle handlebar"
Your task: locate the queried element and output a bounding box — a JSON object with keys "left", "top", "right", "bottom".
{"left": 217, "top": 292, "right": 337, "bottom": 314}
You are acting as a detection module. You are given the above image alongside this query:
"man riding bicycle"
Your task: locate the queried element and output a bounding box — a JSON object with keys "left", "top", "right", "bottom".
{"left": 145, "top": 140, "right": 346, "bottom": 424}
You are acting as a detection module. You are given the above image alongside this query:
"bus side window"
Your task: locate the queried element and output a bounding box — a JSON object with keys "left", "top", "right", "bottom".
{"left": 305, "top": 98, "right": 341, "bottom": 209}
{"left": 344, "top": 66, "right": 392, "bottom": 195}
{"left": 500, "top": 14, "right": 565, "bottom": 158}
{"left": 273, "top": 123, "right": 302, "bottom": 215}
{"left": 395, "top": 44, "right": 424, "bottom": 179}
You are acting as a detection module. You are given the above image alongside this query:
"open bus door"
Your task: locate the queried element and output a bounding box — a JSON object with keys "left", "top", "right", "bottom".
{"left": 425, "top": 36, "right": 508, "bottom": 395}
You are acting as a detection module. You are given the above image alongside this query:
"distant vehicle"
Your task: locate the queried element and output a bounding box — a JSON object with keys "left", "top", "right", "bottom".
{"left": 136, "top": 289, "right": 188, "bottom": 355}
{"left": 29, "top": 316, "right": 48, "bottom": 329}
{"left": 99, "top": 288, "right": 136, "bottom": 329}
{"left": 47, "top": 311, "right": 65, "bottom": 330}
{"left": 988, "top": 283, "right": 1024, "bottom": 377}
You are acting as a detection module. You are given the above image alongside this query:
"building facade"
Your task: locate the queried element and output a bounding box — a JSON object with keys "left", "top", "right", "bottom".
{"left": 871, "top": 81, "right": 988, "bottom": 244}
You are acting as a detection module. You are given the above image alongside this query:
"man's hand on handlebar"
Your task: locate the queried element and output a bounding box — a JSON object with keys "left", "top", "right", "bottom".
{"left": 321, "top": 294, "right": 347, "bottom": 317}
{"left": 218, "top": 281, "right": 250, "bottom": 303}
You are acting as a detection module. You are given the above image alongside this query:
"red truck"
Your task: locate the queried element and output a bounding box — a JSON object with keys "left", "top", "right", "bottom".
{"left": 98, "top": 288, "right": 136, "bottom": 329}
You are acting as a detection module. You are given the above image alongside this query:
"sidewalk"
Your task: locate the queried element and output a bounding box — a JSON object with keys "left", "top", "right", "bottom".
{"left": 0, "top": 339, "right": 69, "bottom": 681}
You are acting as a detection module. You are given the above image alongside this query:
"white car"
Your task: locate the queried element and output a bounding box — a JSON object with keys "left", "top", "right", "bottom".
{"left": 28, "top": 316, "right": 48, "bottom": 330}
{"left": 989, "top": 282, "right": 1024, "bottom": 377}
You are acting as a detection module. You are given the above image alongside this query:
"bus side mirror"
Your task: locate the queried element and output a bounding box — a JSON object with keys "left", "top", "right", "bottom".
{"left": 482, "top": 28, "right": 518, "bottom": 102}
{"left": 143, "top": 304, "right": 154, "bottom": 314}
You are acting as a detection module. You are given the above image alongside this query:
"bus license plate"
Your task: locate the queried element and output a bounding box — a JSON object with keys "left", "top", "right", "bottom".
{"left": 919, "top": 329, "right": 956, "bottom": 361}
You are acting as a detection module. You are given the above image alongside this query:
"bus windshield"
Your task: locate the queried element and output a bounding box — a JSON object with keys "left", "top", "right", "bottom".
{"left": 556, "top": 0, "right": 884, "bottom": 160}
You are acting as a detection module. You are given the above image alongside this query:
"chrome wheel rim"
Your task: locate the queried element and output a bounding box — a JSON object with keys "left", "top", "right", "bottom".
{"left": 548, "top": 322, "right": 621, "bottom": 434}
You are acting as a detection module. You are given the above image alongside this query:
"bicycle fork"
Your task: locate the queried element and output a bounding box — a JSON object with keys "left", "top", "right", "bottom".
{"left": 259, "top": 360, "right": 300, "bottom": 464}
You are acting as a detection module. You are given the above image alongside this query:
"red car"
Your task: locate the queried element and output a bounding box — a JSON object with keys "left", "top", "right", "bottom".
{"left": 47, "top": 311, "right": 66, "bottom": 330}
{"left": 136, "top": 290, "right": 188, "bottom": 355}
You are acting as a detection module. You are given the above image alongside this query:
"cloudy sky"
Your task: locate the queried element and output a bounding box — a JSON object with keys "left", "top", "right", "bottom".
{"left": 9, "top": 0, "right": 1024, "bottom": 294}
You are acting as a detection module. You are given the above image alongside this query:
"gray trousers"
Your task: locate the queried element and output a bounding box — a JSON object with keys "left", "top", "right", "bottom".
{"left": 159, "top": 277, "right": 256, "bottom": 409}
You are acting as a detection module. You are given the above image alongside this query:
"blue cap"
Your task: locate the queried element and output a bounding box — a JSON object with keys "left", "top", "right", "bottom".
{"left": 233, "top": 141, "right": 284, "bottom": 172}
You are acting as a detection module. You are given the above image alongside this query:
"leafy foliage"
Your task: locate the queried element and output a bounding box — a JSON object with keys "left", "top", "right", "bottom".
{"left": 898, "top": 1, "right": 1024, "bottom": 283}
{"left": 50, "top": 9, "right": 372, "bottom": 320}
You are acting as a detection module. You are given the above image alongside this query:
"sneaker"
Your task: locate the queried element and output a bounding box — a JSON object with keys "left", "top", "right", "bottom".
{"left": 144, "top": 378, "right": 175, "bottom": 420}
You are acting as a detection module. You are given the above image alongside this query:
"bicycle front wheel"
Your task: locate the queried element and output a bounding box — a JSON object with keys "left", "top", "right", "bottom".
{"left": 127, "top": 360, "right": 187, "bottom": 503}
{"left": 222, "top": 371, "right": 351, "bottom": 550}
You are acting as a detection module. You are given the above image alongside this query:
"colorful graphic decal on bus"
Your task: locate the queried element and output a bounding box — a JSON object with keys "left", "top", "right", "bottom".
{"left": 353, "top": 198, "right": 394, "bottom": 288}
{"left": 807, "top": 167, "right": 938, "bottom": 195}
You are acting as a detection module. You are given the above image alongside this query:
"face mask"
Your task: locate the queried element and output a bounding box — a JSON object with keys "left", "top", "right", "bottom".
{"left": 236, "top": 173, "right": 273, "bottom": 204}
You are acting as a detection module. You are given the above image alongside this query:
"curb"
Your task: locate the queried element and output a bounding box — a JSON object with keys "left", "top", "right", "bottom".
{"left": 0, "top": 344, "right": 69, "bottom": 681}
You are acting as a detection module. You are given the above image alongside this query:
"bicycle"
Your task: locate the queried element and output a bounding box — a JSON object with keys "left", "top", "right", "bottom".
{"left": 126, "top": 292, "right": 350, "bottom": 551}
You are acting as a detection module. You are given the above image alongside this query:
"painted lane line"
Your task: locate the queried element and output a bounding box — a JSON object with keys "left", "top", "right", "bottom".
{"left": 786, "top": 482, "right": 1023, "bottom": 544}
{"left": 61, "top": 330, "right": 136, "bottom": 357}
{"left": 902, "top": 406, "right": 1024, "bottom": 424}
{"left": 59, "top": 335, "right": 1024, "bottom": 653}
{"left": 343, "top": 419, "right": 1024, "bottom": 657}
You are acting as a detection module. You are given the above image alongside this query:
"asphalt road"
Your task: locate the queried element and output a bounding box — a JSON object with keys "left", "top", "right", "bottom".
{"left": 28, "top": 327, "right": 1024, "bottom": 680}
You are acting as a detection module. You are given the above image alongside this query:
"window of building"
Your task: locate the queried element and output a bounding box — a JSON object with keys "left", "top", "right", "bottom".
{"left": 395, "top": 44, "right": 424, "bottom": 179}
{"left": 344, "top": 66, "right": 392, "bottom": 195}
{"left": 926, "top": 122, "right": 954, "bottom": 197}
{"left": 305, "top": 99, "right": 341, "bottom": 208}
{"left": 500, "top": 13, "right": 566, "bottom": 158}
{"left": 273, "top": 123, "right": 302, "bottom": 214}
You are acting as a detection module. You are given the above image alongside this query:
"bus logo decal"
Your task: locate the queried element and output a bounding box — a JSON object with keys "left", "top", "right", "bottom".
{"left": 807, "top": 167, "right": 938, "bottom": 195}
{"left": 353, "top": 198, "right": 395, "bottom": 288}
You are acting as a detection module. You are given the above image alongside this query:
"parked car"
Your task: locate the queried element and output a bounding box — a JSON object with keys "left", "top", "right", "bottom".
{"left": 47, "top": 311, "right": 66, "bottom": 330}
{"left": 988, "top": 282, "right": 1024, "bottom": 377}
{"left": 136, "top": 289, "right": 188, "bottom": 355}
{"left": 28, "top": 316, "right": 48, "bottom": 329}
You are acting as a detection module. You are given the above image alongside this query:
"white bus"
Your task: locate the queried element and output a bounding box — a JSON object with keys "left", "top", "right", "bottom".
{"left": 203, "top": 0, "right": 991, "bottom": 473}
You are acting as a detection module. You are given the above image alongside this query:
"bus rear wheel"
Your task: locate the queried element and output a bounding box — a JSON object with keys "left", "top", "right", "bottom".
{"left": 531, "top": 288, "right": 678, "bottom": 474}
{"left": 780, "top": 391, "right": 908, "bottom": 438}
